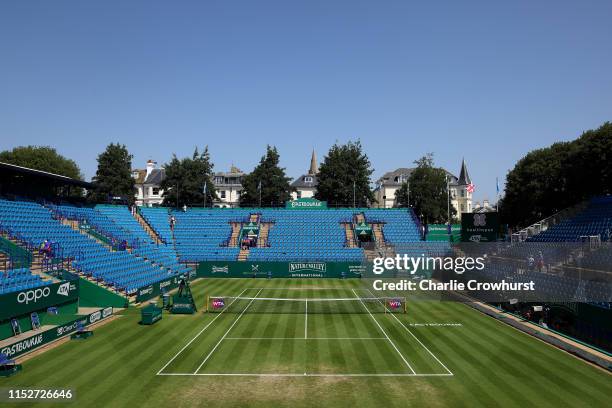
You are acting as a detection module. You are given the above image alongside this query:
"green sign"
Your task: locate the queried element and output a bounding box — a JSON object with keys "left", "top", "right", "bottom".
{"left": 461, "top": 213, "right": 499, "bottom": 242}
{"left": 354, "top": 222, "right": 372, "bottom": 236}
{"left": 286, "top": 198, "right": 327, "bottom": 209}
{"left": 197, "top": 261, "right": 365, "bottom": 278}
{"left": 135, "top": 276, "right": 180, "bottom": 303}
{"left": 0, "top": 280, "right": 79, "bottom": 322}
{"left": 242, "top": 222, "right": 260, "bottom": 235}
{"left": 0, "top": 307, "right": 113, "bottom": 358}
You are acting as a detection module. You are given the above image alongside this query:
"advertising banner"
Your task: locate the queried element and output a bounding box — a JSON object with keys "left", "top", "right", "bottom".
{"left": 135, "top": 275, "right": 180, "bottom": 303}
{"left": 0, "top": 307, "right": 113, "bottom": 359}
{"left": 0, "top": 280, "right": 79, "bottom": 322}
{"left": 197, "top": 261, "right": 365, "bottom": 278}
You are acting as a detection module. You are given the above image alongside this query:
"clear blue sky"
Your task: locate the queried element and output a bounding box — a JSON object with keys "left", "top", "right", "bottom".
{"left": 1, "top": 1, "right": 611, "bottom": 203}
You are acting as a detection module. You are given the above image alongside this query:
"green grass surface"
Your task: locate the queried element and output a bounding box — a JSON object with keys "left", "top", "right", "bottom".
{"left": 3, "top": 278, "right": 611, "bottom": 407}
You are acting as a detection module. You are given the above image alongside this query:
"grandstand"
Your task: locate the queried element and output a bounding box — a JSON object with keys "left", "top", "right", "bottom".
{"left": 527, "top": 196, "right": 612, "bottom": 242}
{"left": 0, "top": 199, "right": 182, "bottom": 295}
{"left": 140, "top": 206, "right": 424, "bottom": 263}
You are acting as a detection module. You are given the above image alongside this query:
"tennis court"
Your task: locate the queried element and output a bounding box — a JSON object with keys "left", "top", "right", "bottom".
{"left": 158, "top": 287, "right": 453, "bottom": 377}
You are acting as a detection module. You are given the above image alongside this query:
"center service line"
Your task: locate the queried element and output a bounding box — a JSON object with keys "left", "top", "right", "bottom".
{"left": 194, "top": 288, "right": 263, "bottom": 374}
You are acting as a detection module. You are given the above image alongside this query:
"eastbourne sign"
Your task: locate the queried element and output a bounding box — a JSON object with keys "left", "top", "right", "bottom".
{"left": 286, "top": 198, "right": 327, "bottom": 209}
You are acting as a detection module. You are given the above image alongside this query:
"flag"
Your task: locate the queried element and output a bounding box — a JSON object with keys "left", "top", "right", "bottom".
{"left": 257, "top": 180, "right": 262, "bottom": 191}
{"left": 467, "top": 183, "right": 475, "bottom": 193}
{"left": 496, "top": 178, "right": 499, "bottom": 195}
{"left": 203, "top": 181, "right": 207, "bottom": 194}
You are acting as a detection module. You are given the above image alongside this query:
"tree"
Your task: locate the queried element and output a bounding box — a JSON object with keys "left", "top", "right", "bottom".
{"left": 399, "top": 153, "right": 456, "bottom": 224}
{"left": 315, "top": 140, "right": 375, "bottom": 207}
{"left": 89, "top": 143, "right": 135, "bottom": 204}
{"left": 500, "top": 122, "right": 612, "bottom": 228}
{"left": 0, "top": 145, "right": 83, "bottom": 179}
{"left": 0, "top": 145, "right": 84, "bottom": 198}
{"left": 240, "top": 145, "right": 293, "bottom": 207}
{"left": 161, "top": 147, "right": 216, "bottom": 208}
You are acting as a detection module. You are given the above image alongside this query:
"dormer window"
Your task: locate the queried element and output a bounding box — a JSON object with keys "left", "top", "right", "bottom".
{"left": 304, "top": 176, "right": 313, "bottom": 183}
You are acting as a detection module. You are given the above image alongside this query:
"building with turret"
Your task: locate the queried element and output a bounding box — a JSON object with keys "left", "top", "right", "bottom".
{"left": 291, "top": 150, "right": 319, "bottom": 200}
{"left": 374, "top": 158, "right": 474, "bottom": 220}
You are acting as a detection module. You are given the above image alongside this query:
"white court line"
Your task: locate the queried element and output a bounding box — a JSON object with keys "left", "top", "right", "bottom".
{"left": 305, "top": 298, "right": 308, "bottom": 339}
{"left": 158, "top": 372, "right": 454, "bottom": 377}
{"left": 364, "top": 288, "right": 453, "bottom": 376}
{"left": 224, "top": 337, "right": 387, "bottom": 340}
{"left": 351, "top": 289, "right": 416, "bottom": 375}
{"left": 193, "top": 288, "right": 263, "bottom": 374}
{"left": 156, "top": 287, "right": 249, "bottom": 375}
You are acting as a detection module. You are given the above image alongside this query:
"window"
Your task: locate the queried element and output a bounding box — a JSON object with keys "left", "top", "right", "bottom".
{"left": 220, "top": 191, "right": 226, "bottom": 199}
{"left": 214, "top": 176, "right": 223, "bottom": 184}
{"left": 152, "top": 187, "right": 160, "bottom": 196}
{"left": 461, "top": 204, "right": 465, "bottom": 212}
{"left": 461, "top": 190, "right": 465, "bottom": 197}
{"left": 297, "top": 191, "right": 302, "bottom": 199}
{"left": 304, "top": 176, "right": 313, "bottom": 183}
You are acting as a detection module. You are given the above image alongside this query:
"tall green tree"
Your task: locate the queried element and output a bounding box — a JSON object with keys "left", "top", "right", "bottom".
{"left": 161, "top": 147, "right": 216, "bottom": 208}
{"left": 397, "top": 153, "right": 456, "bottom": 223}
{"left": 315, "top": 140, "right": 375, "bottom": 207}
{"left": 0, "top": 145, "right": 84, "bottom": 197}
{"left": 89, "top": 143, "right": 135, "bottom": 204}
{"left": 240, "top": 146, "right": 293, "bottom": 207}
{"left": 500, "top": 122, "right": 612, "bottom": 228}
{"left": 0, "top": 146, "right": 83, "bottom": 179}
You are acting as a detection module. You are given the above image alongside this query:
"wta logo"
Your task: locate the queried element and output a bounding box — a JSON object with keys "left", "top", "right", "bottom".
{"left": 388, "top": 300, "right": 402, "bottom": 310}
{"left": 212, "top": 298, "right": 225, "bottom": 309}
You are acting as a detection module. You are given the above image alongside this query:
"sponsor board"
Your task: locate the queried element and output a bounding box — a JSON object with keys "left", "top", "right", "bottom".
{"left": 0, "top": 280, "right": 79, "bottom": 321}
{"left": 1, "top": 309, "right": 111, "bottom": 358}
{"left": 135, "top": 277, "right": 180, "bottom": 303}
{"left": 197, "top": 261, "right": 364, "bottom": 278}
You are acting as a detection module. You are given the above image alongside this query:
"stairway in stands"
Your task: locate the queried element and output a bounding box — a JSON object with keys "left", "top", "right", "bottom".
{"left": 133, "top": 210, "right": 164, "bottom": 244}
{"left": 343, "top": 223, "right": 357, "bottom": 248}
{"left": 228, "top": 223, "right": 242, "bottom": 247}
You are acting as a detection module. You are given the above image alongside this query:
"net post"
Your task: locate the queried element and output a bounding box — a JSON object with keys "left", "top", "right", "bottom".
{"left": 205, "top": 295, "right": 209, "bottom": 313}
{"left": 403, "top": 298, "right": 407, "bottom": 314}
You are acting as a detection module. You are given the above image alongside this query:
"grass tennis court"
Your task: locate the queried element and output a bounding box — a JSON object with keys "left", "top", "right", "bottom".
{"left": 4, "top": 278, "right": 611, "bottom": 407}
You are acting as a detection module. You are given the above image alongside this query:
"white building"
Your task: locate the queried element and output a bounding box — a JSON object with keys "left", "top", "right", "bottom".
{"left": 291, "top": 150, "right": 318, "bottom": 200}
{"left": 213, "top": 166, "right": 245, "bottom": 208}
{"left": 133, "top": 160, "right": 165, "bottom": 207}
{"left": 374, "top": 159, "right": 474, "bottom": 220}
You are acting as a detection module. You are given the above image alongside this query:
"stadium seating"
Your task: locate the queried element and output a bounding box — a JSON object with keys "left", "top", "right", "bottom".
{"left": 162, "top": 207, "right": 423, "bottom": 262}
{"left": 0, "top": 199, "right": 177, "bottom": 294}
{"left": 527, "top": 196, "right": 612, "bottom": 242}
{"left": 0, "top": 267, "right": 51, "bottom": 295}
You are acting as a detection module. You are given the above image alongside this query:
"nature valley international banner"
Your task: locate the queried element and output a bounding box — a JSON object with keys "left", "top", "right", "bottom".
{"left": 0, "top": 280, "right": 79, "bottom": 322}
{"left": 197, "top": 261, "right": 365, "bottom": 278}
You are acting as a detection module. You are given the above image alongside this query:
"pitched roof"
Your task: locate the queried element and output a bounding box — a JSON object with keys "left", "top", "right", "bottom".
{"left": 291, "top": 174, "right": 318, "bottom": 188}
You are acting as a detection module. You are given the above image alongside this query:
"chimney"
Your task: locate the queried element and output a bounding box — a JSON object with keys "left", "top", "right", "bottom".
{"left": 146, "top": 160, "right": 156, "bottom": 177}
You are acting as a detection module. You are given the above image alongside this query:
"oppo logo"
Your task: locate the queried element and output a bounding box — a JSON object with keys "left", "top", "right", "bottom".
{"left": 17, "top": 287, "right": 51, "bottom": 304}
